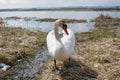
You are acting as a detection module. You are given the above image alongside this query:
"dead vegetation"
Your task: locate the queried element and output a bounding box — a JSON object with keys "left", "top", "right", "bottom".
{"left": 0, "top": 24, "right": 120, "bottom": 80}
{"left": 91, "top": 14, "right": 120, "bottom": 27}
{"left": 36, "top": 18, "right": 87, "bottom": 23}
{"left": 5, "top": 16, "right": 21, "bottom": 20}
{"left": 75, "top": 28, "right": 120, "bottom": 80}
{"left": 36, "top": 27, "right": 120, "bottom": 80}
{"left": 0, "top": 26, "right": 47, "bottom": 75}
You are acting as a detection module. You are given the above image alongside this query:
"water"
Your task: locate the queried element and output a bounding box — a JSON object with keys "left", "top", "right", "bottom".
{"left": 0, "top": 11, "right": 120, "bottom": 32}
{"left": 14, "top": 47, "right": 49, "bottom": 80}
{"left": 0, "top": 11, "right": 120, "bottom": 19}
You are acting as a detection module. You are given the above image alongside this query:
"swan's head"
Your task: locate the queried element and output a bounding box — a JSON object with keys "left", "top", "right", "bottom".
{"left": 55, "top": 19, "right": 69, "bottom": 35}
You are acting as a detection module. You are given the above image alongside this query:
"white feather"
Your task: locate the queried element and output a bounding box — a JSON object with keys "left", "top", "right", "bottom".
{"left": 47, "top": 20, "right": 75, "bottom": 61}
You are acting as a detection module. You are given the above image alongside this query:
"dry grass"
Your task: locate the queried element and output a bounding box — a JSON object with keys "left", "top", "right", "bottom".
{"left": 0, "top": 26, "right": 47, "bottom": 76}
{"left": 36, "top": 27, "right": 120, "bottom": 80}
{"left": 91, "top": 14, "right": 120, "bottom": 27}
{"left": 35, "top": 58, "right": 98, "bottom": 80}
{"left": 36, "top": 18, "right": 86, "bottom": 23}
{"left": 0, "top": 26, "right": 119, "bottom": 80}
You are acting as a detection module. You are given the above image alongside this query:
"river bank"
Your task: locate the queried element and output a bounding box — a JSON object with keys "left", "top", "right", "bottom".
{"left": 0, "top": 16, "right": 120, "bottom": 79}
{"left": 0, "top": 26, "right": 119, "bottom": 80}
{"left": 0, "top": 26, "right": 47, "bottom": 79}
{"left": 35, "top": 27, "right": 120, "bottom": 80}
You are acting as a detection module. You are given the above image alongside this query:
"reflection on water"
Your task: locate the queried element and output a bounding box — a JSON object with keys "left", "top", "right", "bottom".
{"left": 1, "top": 11, "right": 120, "bottom": 32}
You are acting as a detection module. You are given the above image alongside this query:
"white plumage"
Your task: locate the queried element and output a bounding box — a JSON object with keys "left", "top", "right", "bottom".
{"left": 47, "top": 19, "right": 75, "bottom": 61}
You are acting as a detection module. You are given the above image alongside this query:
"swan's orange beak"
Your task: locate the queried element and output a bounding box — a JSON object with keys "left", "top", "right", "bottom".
{"left": 63, "top": 24, "right": 69, "bottom": 35}
{"left": 64, "top": 27, "right": 69, "bottom": 35}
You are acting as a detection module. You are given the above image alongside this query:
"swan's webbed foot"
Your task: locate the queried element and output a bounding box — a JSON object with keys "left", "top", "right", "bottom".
{"left": 66, "top": 64, "right": 73, "bottom": 70}
{"left": 66, "top": 58, "right": 73, "bottom": 70}
{"left": 52, "top": 67, "right": 60, "bottom": 74}
{"left": 52, "top": 59, "right": 60, "bottom": 74}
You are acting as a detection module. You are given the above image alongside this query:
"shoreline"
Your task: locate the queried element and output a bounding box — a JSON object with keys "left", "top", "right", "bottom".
{"left": 0, "top": 9, "right": 120, "bottom": 12}
{"left": 0, "top": 14, "right": 120, "bottom": 79}
{"left": 0, "top": 26, "right": 120, "bottom": 80}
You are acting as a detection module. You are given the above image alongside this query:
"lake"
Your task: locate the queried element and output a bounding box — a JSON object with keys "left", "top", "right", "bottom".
{"left": 0, "top": 11, "right": 120, "bottom": 32}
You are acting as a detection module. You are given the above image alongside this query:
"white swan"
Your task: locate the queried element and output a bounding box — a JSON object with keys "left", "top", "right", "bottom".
{"left": 47, "top": 19, "right": 75, "bottom": 72}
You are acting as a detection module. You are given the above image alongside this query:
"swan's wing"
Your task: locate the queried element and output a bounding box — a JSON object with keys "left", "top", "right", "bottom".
{"left": 61, "top": 29, "right": 75, "bottom": 55}
{"left": 46, "top": 31, "right": 55, "bottom": 56}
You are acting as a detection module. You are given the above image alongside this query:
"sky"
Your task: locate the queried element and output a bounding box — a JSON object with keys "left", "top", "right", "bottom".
{"left": 0, "top": 0, "right": 120, "bottom": 9}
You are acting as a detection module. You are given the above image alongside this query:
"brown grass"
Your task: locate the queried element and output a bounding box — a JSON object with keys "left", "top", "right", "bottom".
{"left": 5, "top": 16, "right": 21, "bottom": 20}
{"left": 0, "top": 26, "right": 120, "bottom": 80}
{"left": 36, "top": 18, "right": 87, "bottom": 23}
{"left": 0, "top": 26, "right": 47, "bottom": 72}
{"left": 36, "top": 27, "right": 120, "bottom": 80}
{"left": 91, "top": 14, "right": 120, "bottom": 27}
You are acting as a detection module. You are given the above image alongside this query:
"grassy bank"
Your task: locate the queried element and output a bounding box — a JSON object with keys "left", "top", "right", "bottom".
{"left": 75, "top": 27, "right": 120, "bottom": 80}
{"left": 36, "top": 18, "right": 86, "bottom": 23}
{"left": 36, "top": 27, "right": 120, "bottom": 80}
{"left": 0, "top": 25, "right": 120, "bottom": 80}
{"left": 91, "top": 14, "right": 120, "bottom": 27}
{"left": 0, "top": 26, "right": 47, "bottom": 70}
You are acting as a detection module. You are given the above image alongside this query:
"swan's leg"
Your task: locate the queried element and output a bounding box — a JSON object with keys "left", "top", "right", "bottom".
{"left": 68, "top": 57, "right": 72, "bottom": 66}
{"left": 54, "top": 59, "right": 59, "bottom": 70}
{"left": 66, "top": 58, "right": 73, "bottom": 70}
{"left": 52, "top": 59, "right": 60, "bottom": 74}
{"left": 68, "top": 57, "right": 71, "bottom": 64}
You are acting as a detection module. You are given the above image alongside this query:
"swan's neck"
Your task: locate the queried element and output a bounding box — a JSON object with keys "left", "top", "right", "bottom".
{"left": 54, "top": 24, "right": 60, "bottom": 40}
